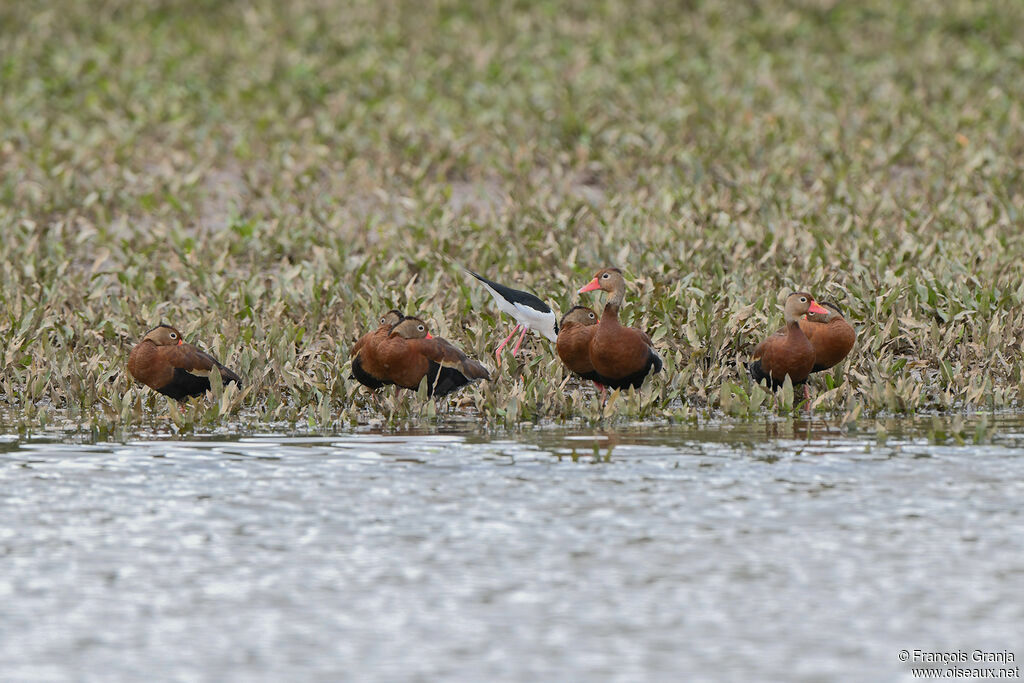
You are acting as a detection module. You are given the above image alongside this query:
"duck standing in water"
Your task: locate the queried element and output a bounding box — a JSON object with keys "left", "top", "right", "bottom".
{"left": 576, "top": 268, "right": 662, "bottom": 394}
{"left": 749, "top": 292, "right": 829, "bottom": 389}
{"left": 127, "top": 324, "right": 241, "bottom": 400}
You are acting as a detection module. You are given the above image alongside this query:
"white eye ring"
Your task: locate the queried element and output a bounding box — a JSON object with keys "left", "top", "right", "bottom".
{"left": 169, "top": 333, "right": 177, "bottom": 339}
{"left": 601, "top": 273, "right": 609, "bottom": 279}
{"left": 800, "top": 297, "right": 807, "bottom": 303}
{"left": 589, "top": 312, "right": 595, "bottom": 318}
{"left": 418, "top": 325, "right": 424, "bottom": 331}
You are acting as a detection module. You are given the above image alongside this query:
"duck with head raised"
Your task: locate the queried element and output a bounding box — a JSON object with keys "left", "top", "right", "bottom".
{"left": 749, "top": 292, "right": 829, "bottom": 389}
{"left": 576, "top": 268, "right": 662, "bottom": 391}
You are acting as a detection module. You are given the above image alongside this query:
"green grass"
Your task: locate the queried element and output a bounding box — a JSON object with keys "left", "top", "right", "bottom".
{"left": 1, "top": 0, "right": 1023, "bottom": 433}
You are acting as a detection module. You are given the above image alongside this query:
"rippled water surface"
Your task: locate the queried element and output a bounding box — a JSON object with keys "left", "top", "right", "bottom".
{"left": 2, "top": 416, "right": 1022, "bottom": 681}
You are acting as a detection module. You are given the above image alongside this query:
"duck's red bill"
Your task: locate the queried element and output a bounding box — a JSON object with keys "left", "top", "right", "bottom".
{"left": 578, "top": 278, "right": 601, "bottom": 294}
{"left": 807, "top": 301, "right": 829, "bottom": 315}
{"left": 426, "top": 333, "right": 433, "bottom": 339}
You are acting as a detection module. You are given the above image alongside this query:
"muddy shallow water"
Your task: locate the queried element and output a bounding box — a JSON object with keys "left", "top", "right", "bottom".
{"left": 1, "top": 415, "right": 1022, "bottom": 681}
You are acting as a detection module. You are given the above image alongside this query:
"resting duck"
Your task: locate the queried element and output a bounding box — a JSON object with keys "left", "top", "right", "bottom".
{"left": 468, "top": 270, "right": 558, "bottom": 365}
{"left": 127, "top": 324, "right": 241, "bottom": 400}
{"left": 350, "top": 309, "right": 404, "bottom": 389}
{"left": 556, "top": 305, "right": 605, "bottom": 385}
{"left": 798, "top": 301, "right": 856, "bottom": 373}
{"left": 749, "top": 292, "right": 829, "bottom": 388}
{"left": 363, "top": 317, "right": 490, "bottom": 397}
{"left": 577, "top": 268, "right": 662, "bottom": 390}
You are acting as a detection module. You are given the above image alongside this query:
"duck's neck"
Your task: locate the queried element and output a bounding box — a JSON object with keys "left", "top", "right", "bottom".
{"left": 601, "top": 284, "right": 625, "bottom": 322}
{"left": 606, "top": 283, "right": 625, "bottom": 309}
{"left": 602, "top": 301, "right": 620, "bottom": 325}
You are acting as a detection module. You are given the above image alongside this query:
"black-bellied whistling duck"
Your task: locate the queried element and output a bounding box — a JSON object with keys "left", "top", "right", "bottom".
{"left": 577, "top": 268, "right": 662, "bottom": 390}
{"left": 556, "top": 305, "right": 607, "bottom": 386}
{"left": 749, "top": 292, "right": 829, "bottom": 389}
{"left": 350, "top": 309, "right": 404, "bottom": 389}
{"left": 468, "top": 270, "right": 557, "bottom": 365}
{"left": 127, "top": 324, "right": 241, "bottom": 400}
{"left": 367, "top": 317, "right": 490, "bottom": 397}
{"left": 798, "top": 301, "right": 856, "bottom": 373}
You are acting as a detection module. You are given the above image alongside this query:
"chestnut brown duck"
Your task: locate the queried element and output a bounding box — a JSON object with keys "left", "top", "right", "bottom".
{"left": 357, "top": 316, "right": 490, "bottom": 397}
{"left": 556, "top": 305, "right": 605, "bottom": 385}
{"left": 127, "top": 324, "right": 241, "bottom": 400}
{"left": 577, "top": 268, "right": 662, "bottom": 391}
{"left": 798, "top": 301, "right": 856, "bottom": 373}
{"left": 350, "top": 309, "right": 404, "bottom": 389}
{"left": 749, "top": 292, "right": 829, "bottom": 389}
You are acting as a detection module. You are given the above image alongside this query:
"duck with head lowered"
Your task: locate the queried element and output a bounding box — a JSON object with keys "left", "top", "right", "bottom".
{"left": 350, "top": 309, "right": 405, "bottom": 390}
{"left": 556, "top": 305, "right": 606, "bottom": 387}
{"left": 127, "top": 324, "right": 242, "bottom": 400}
{"left": 356, "top": 316, "right": 490, "bottom": 397}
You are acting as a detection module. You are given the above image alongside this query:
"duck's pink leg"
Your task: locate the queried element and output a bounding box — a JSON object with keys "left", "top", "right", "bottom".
{"left": 510, "top": 325, "right": 529, "bottom": 356}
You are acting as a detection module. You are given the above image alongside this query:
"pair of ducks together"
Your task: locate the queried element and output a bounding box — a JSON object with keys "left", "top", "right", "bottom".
{"left": 126, "top": 269, "right": 854, "bottom": 402}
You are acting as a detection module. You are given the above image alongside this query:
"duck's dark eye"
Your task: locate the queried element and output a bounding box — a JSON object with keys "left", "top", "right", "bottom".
{"left": 169, "top": 333, "right": 177, "bottom": 339}
{"left": 418, "top": 325, "right": 424, "bottom": 331}
{"left": 601, "top": 273, "right": 609, "bottom": 279}
{"left": 589, "top": 312, "right": 595, "bottom": 318}
{"left": 380, "top": 317, "right": 386, "bottom": 324}
{"left": 800, "top": 297, "right": 807, "bottom": 303}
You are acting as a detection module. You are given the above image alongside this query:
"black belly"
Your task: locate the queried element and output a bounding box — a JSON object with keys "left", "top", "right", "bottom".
{"left": 156, "top": 368, "right": 213, "bottom": 400}
{"left": 425, "top": 362, "right": 472, "bottom": 397}
{"left": 600, "top": 350, "right": 663, "bottom": 390}
{"left": 351, "top": 356, "right": 391, "bottom": 389}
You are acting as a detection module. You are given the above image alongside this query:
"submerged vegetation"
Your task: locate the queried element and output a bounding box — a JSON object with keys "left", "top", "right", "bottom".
{"left": 1, "top": 0, "right": 1023, "bottom": 432}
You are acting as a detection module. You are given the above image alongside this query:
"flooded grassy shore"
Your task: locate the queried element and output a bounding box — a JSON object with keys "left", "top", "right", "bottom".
{"left": 2, "top": 0, "right": 1024, "bottom": 427}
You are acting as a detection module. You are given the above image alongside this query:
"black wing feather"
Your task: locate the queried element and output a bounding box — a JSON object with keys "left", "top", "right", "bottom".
{"left": 469, "top": 271, "right": 551, "bottom": 313}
